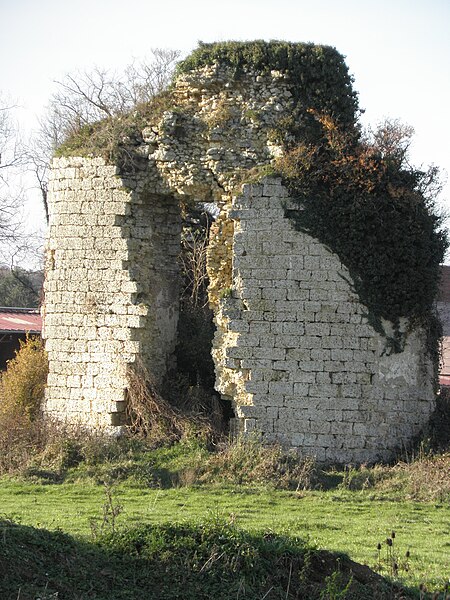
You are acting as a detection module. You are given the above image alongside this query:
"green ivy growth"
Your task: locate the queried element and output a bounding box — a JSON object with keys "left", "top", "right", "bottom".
{"left": 277, "top": 114, "right": 448, "bottom": 359}
{"left": 177, "top": 40, "right": 359, "bottom": 145}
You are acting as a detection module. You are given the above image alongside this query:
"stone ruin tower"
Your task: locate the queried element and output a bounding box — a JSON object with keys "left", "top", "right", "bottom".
{"left": 43, "top": 42, "right": 437, "bottom": 463}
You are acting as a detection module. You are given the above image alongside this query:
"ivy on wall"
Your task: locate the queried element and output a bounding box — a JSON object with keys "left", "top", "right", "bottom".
{"left": 277, "top": 113, "right": 448, "bottom": 357}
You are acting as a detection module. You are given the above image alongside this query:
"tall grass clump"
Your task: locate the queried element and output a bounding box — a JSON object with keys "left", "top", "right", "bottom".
{"left": 199, "top": 435, "right": 317, "bottom": 490}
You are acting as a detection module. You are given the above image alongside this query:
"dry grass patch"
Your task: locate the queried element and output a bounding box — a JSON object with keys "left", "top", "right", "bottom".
{"left": 377, "top": 453, "right": 450, "bottom": 502}
{"left": 198, "top": 435, "right": 317, "bottom": 491}
{"left": 336, "top": 453, "right": 450, "bottom": 502}
{"left": 125, "top": 360, "right": 216, "bottom": 445}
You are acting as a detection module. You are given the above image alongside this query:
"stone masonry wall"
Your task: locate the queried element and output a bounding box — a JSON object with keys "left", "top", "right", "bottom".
{"left": 43, "top": 64, "right": 301, "bottom": 431}
{"left": 43, "top": 55, "right": 437, "bottom": 460}
{"left": 43, "top": 157, "right": 180, "bottom": 430}
{"left": 212, "top": 178, "right": 435, "bottom": 463}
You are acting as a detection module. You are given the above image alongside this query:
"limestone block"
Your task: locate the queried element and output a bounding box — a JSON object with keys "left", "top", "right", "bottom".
{"left": 236, "top": 405, "right": 263, "bottom": 418}
{"left": 234, "top": 334, "right": 261, "bottom": 348}
{"left": 244, "top": 381, "right": 269, "bottom": 394}
{"left": 268, "top": 381, "right": 293, "bottom": 395}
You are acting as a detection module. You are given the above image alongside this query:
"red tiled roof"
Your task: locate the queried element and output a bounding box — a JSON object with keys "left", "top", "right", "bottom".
{"left": 0, "top": 309, "right": 42, "bottom": 334}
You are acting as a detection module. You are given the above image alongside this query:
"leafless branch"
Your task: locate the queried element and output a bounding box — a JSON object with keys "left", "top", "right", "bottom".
{"left": 180, "top": 211, "right": 211, "bottom": 308}
{"left": 363, "top": 118, "right": 415, "bottom": 165}
{"left": 28, "top": 48, "right": 180, "bottom": 223}
{"left": 0, "top": 95, "right": 27, "bottom": 175}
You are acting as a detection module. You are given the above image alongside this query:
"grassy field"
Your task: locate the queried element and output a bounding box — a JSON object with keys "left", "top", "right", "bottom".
{"left": 0, "top": 438, "right": 448, "bottom": 596}
{"left": 1, "top": 479, "right": 449, "bottom": 588}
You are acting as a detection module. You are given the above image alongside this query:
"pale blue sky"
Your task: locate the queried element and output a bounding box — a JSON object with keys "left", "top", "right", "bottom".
{"left": 1, "top": 0, "right": 449, "bottom": 238}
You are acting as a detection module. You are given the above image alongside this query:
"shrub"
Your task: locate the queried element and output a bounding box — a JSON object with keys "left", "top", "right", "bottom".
{"left": 0, "top": 335, "right": 49, "bottom": 474}
{"left": 1, "top": 335, "right": 48, "bottom": 420}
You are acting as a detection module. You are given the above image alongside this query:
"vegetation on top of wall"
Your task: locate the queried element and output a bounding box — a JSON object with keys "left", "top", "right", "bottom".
{"left": 176, "top": 40, "right": 359, "bottom": 144}
{"left": 55, "top": 41, "right": 359, "bottom": 161}
{"left": 276, "top": 115, "right": 448, "bottom": 357}
{"left": 54, "top": 91, "right": 175, "bottom": 166}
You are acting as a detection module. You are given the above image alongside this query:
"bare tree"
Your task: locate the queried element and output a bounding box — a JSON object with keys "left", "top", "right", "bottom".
{"left": 43, "top": 48, "right": 179, "bottom": 149}
{"left": 122, "top": 48, "right": 181, "bottom": 104}
{"left": 0, "top": 97, "right": 26, "bottom": 172}
{"left": 364, "top": 118, "right": 415, "bottom": 164}
{"left": 364, "top": 118, "right": 446, "bottom": 204}
{"left": 0, "top": 96, "right": 26, "bottom": 247}
{"left": 27, "top": 130, "right": 52, "bottom": 224}
{"left": 30, "top": 48, "right": 180, "bottom": 223}
{"left": 0, "top": 96, "right": 45, "bottom": 276}
{"left": 50, "top": 48, "right": 180, "bottom": 128}
{"left": 180, "top": 210, "right": 211, "bottom": 308}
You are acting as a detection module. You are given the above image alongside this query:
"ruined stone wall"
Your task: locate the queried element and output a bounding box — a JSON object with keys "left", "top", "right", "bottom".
{"left": 43, "top": 48, "right": 438, "bottom": 461}
{"left": 43, "top": 157, "right": 180, "bottom": 430}
{"left": 43, "top": 64, "right": 300, "bottom": 430}
{"left": 211, "top": 178, "right": 435, "bottom": 463}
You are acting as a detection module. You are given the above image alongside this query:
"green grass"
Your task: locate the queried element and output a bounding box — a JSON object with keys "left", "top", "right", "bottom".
{"left": 1, "top": 515, "right": 416, "bottom": 600}
{"left": 1, "top": 478, "right": 448, "bottom": 592}
{"left": 0, "top": 436, "right": 448, "bottom": 597}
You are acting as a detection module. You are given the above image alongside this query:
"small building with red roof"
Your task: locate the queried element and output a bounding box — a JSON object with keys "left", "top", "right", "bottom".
{"left": 0, "top": 307, "right": 42, "bottom": 369}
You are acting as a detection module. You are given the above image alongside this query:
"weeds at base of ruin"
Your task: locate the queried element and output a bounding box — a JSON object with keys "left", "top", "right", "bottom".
{"left": 197, "top": 433, "right": 317, "bottom": 491}
{"left": 332, "top": 450, "right": 450, "bottom": 503}
{"left": 0, "top": 334, "right": 448, "bottom": 506}
{"left": 125, "top": 358, "right": 214, "bottom": 444}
